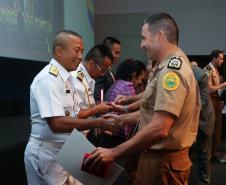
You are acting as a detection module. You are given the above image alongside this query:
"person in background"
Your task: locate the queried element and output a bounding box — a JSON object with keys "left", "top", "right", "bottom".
{"left": 70, "top": 44, "right": 114, "bottom": 136}
{"left": 103, "top": 36, "right": 121, "bottom": 64}
{"left": 104, "top": 59, "right": 146, "bottom": 185}
{"left": 204, "top": 50, "right": 226, "bottom": 161}
{"left": 24, "top": 30, "right": 120, "bottom": 185}
{"left": 191, "top": 60, "right": 198, "bottom": 67}
{"left": 107, "top": 59, "right": 146, "bottom": 104}
{"left": 191, "top": 61, "right": 215, "bottom": 185}
{"left": 92, "top": 59, "right": 146, "bottom": 147}
{"left": 72, "top": 44, "right": 114, "bottom": 117}
{"left": 85, "top": 12, "right": 200, "bottom": 185}
{"left": 98, "top": 59, "right": 147, "bottom": 147}
{"left": 112, "top": 59, "right": 157, "bottom": 113}
{"left": 94, "top": 36, "right": 121, "bottom": 102}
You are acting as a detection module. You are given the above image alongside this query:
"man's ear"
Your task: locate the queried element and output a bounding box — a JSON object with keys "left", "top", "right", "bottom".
{"left": 158, "top": 31, "right": 165, "bottom": 42}
{"left": 55, "top": 45, "right": 62, "bottom": 57}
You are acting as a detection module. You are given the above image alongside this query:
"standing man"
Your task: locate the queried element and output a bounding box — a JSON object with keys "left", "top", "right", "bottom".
{"left": 191, "top": 62, "right": 215, "bottom": 185}
{"left": 85, "top": 13, "right": 200, "bottom": 185}
{"left": 94, "top": 37, "right": 121, "bottom": 102}
{"left": 71, "top": 44, "right": 114, "bottom": 119}
{"left": 103, "top": 36, "right": 121, "bottom": 64}
{"left": 204, "top": 50, "right": 226, "bottom": 160}
{"left": 71, "top": 44, "right": 114, "bottom": 136}
{"left": 24, "top": 30, "right": 119, "bottom": 185}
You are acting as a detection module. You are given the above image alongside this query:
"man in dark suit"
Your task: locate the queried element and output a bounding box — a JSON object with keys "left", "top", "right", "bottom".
{"left": 192, "top": 62, "right": 215, "bottom": 185}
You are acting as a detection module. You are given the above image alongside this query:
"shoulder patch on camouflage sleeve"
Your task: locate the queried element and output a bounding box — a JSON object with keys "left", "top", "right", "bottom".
{"left": 49, "top": 65, "right": 59, "bottom": 77}
{"left": 167, "top": 57, "right": 182, "bottom": 70}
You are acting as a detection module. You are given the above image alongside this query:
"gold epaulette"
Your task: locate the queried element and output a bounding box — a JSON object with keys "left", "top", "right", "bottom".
{"left": 49, "top": 65, "right": 59, "bottom": 77}
{"left": 204, "top": 65, "right": 212, "bottom": 76}
{"left": 77, "top": 71, "right": 84, "bottom": 81}
{"left": 206, "top": 65, "right": 211, "bottom": 70}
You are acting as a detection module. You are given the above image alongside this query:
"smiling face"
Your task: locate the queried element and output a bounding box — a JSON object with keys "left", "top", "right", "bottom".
{"left": 214, "top": 53, "right": 224, "bottom": 68}
{"left": 55, "top": 35, "right": 84, "bottom": 71}
{"left": 90, "top": 56, "right": 112, "bottom": 79}
{"left": 140, "top": 23, "right": 160, "bottom": 61}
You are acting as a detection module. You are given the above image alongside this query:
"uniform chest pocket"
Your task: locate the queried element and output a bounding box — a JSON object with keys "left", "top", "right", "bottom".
{"left": 141, "top": 78, "right": 157, "bottom": 109}
{"left": 213, "top": 74, "right": 219, "bottom": 84}
{"left": 63, "top": 94, "right": 74, "bottom": 107}
{"left": 62, "top": 94, "right": 74, "bottom": 116}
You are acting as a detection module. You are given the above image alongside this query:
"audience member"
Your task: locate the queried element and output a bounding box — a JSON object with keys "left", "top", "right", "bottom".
{"left": 204, "top": 49, "right": 226, "bottom": 161}
{"left": 70, "top": 44, "right": 114, "bottom": 136}
{"left": 191, "top": 62, "right": 215, "bottom": 185}
{"left": 94, "top": 36, "right": 121, "bottom": 102}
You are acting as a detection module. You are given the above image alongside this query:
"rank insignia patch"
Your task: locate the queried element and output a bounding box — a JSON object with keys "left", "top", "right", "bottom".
{"left": 49, "top": 66, "right": 59, "bottom": 77}
{"left": 77, "top": 71, "right": 84, "bottom": 81}
{"left": 162, "top": 72, "right": 180, "bottom": 91}
{"left": 167, "top": 57, "right": 182, "bottom": 70}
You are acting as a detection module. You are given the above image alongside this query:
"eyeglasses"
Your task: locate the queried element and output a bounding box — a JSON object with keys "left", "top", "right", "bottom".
{"left": 95, "top": 63, "right": 111, "bottom": 74}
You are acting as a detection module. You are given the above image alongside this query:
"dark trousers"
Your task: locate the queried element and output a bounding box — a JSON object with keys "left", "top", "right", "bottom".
{"left": 196, "top": 129, "right": 212, "bottom": 185}
{"left": 87, "top": 129, "right": 125, "bottom": 148}
{"left": 211, "top": 98, "right": 223, "bottom": 157}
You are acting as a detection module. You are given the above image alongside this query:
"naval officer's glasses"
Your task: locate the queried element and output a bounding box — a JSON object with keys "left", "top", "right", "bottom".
{"left": 95, "top": 63, "right": 111, "bottom": 74}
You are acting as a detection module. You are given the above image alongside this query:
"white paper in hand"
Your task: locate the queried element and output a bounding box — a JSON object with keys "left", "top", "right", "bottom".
{"left": 56, "top": 129, "right": 123, "bottom": 185}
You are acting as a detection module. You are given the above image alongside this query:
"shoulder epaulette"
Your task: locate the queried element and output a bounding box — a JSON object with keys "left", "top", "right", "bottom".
{"left": 167, "top": 57, "right": 182, "bottom": 70}
{"left": 204, "top": 65, "right": 212, "bottom": 76}
{"left": 49, "top": 65, "right": 59, "bottom": 77}
{"left": 206, "top": 65, "right": 211, "bottom": 70}
{"left": 77, "top": 71, "right": 84, "bottom": 81}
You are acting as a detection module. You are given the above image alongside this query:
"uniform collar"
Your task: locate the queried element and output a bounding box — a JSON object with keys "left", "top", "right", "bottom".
{"left": 209, "top": 62, "right": 219, "bottom": 74}
{"left": 76, "top": 63, "right": 95, "bottom": 84}
{"left": 50, "top": 58, "right": 71, "bottom": 82}
{"left": 157, "top": 48, "right": 182, "bottom": 70}
{"left": 209, "top": 62, "right": 217, "bottom": 70}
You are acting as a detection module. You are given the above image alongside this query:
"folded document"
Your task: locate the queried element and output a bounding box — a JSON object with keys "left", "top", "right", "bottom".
{"left": 56, "top": 129, "right": 123, "bottom": 185}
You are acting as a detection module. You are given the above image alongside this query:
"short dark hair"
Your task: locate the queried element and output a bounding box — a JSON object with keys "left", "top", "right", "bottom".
{"left": 144, "top": 12, "right": 179, "bottom": 44}
{"left": 53, "top": 30, "right": 82, "bottom": 54}
{"left": 115, "top": 59, "right": 146, "bottom": 81}
{"left": 210, "top": 49, "right": 224, "bottom": 61}
{"left": 85, "top": 44, "right": 114, "bottom": 65}
{"left": 102, "top": 36, "right": 121, "bottom": 49}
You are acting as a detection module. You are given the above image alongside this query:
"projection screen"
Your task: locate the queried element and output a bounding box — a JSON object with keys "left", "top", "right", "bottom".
{"left": 0, "top": 0, "right": 94, "bottom": 62}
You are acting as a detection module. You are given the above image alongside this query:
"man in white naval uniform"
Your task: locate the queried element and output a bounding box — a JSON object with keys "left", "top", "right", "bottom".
{"left": 71, "top": 44, "right": 114, "bottom": 119}
{"left": 24, "top": 30, "right": 120, "bottom": 185}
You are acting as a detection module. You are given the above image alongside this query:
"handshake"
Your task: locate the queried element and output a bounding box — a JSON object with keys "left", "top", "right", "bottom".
{"left": 95, "top": 95, "right": 133, "bottom": 134}
{"left": 99, "top": 113, "right": 124, "bottom": 135}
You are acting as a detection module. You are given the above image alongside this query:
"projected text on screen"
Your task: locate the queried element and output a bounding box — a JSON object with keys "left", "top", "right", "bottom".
{"left": 0, "top": 0, "right": 64, "bottom": 62}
